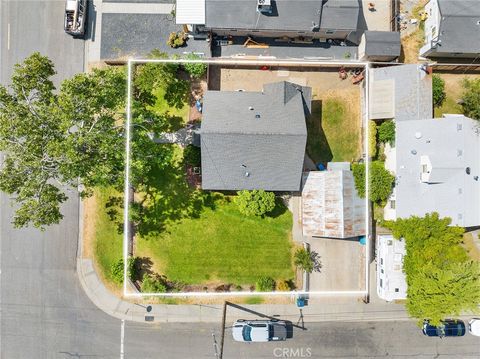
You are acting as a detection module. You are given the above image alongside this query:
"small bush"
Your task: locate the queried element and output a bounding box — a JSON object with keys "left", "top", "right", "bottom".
{"left": 432, "top": 75, "right": 446, "bottom": 108}
{"left": 235, "top": 190, "right": 276, "bottom": 216}
{"left": 167, "top": 32, "right": 187, "bottom": 48}
{"left": 352, "top": 162, "right": 394, "bottom": 203}
{"left": 140, "top": 273, "right": 167, "bottom": 293}
{"left": 276, "top": 280, "right": 292, "bottom": 291}
{"left": 183, "top": 145, "right": 201, "bottom": 166}
{"left": 110, "top": 257, "right": 139, "bottom": 284}
{"left": 352, "top": 163, "right": 366, "bottom": 199}
{"left": 369, "top": 161, "right": 395, "bottom": 203}
{"left": 377, "top": 120, "right": 395, "bottom": 145}
{"left": 368, "top": 120, "right": 377, "bottom": 158}
{"left": 255, "top": 276, "right": 275, "bottom": 291}
{"left": 294, "top": 248, "right": 314, "bottom": 273}
{"left": 183, "top": 53, "right": 208, "bottom": 79}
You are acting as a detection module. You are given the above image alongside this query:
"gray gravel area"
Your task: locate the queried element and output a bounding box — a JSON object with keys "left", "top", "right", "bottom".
{"left": 101, "top": 13, "right": 210, "bottom": 59}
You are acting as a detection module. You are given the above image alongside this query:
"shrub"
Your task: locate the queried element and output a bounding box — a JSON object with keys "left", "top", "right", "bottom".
{"left": 432, "top": 75, "right": 446, "bottom": 108}
{"left": 183, "top": 145, "right": 201, "bottom": 166}
{"left": 140, "top": 273, "right": 167, "bottom": 293}
{"left": 352, "top": 163, "right": 366, "bottom": 199}
{"left": 167, "top": 32, "right": 187, "bottom": 48}
{"left": 235, "top": 190, "right": 276, "bottom": 216}
{"left": 294, "top": 248, "right": 314, "bottom": 273}
{"left": 377, "top": 120, "right": 395, "bottom": 145}
{"left": 368, "top": 120, "right": 377, "bottom": 158}
{"left": 255, "top": 276, "right": 275, "bottom": 291}
{"left": 461, "top": 78, "right": 480, "bottom": 120}
{"left": 352, "top": 162, "right": 394, "bottom": 203}
{"left": 369, "top": 161, "right": 395, "bottom": 203}
{"left": 110, "top": 257, "right": 139, "bottom": 284}
{"left": 183, "top": 53, "right": 208, "bottom": 79}
{"left": 276, "top": 280, "right": 292, "bottom": 291}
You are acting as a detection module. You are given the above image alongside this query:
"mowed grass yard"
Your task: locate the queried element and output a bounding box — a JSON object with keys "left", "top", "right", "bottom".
{"left": 93, "top": 145, "right": 294, "bottom": 288}
{"left": 306, "top": 88, "right": 362, "bottom": 164}
{"left": 92, "top": 188, "right": 123, "bottom": 286}
{"left": 136, "top": 199, "right": 294, "bottom": 285}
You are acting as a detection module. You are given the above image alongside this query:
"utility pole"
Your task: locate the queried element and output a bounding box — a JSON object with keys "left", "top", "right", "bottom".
{"left": 219, "top": 301, "right": 228, "bottom": 359}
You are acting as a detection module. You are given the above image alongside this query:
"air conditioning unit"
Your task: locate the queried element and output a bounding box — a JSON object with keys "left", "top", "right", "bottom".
{"left": 257, "top": 0, "right": 272, "bottom": 14}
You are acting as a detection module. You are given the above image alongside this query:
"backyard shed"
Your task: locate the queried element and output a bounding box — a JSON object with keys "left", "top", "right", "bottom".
{"left": 201, "top": 81, "right": 310, "bottom": 191}
{"left": 301, "top": 168, "right": 366, "bottom": 238}
{"left": 358, "top": 31, "right": 401, "bottom": 62}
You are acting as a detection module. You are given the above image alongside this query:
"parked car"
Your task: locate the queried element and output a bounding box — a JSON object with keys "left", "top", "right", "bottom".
{"left": 232, "top": 319, "right": 288, "bottom": 342}
{"left": 468, "top": 318, "right": 480, "bottom": 336}
{"left": 422, "top": 319, "right": 466, "bottom": 337}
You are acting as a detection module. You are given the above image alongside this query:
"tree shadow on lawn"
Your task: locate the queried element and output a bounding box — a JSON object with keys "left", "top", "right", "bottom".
{"left": 266, "top": 197, "right": 288, "bottom": 219}
{"left": 133, "top": 160, "right": 221, "bottom": 238}
{"left": 306, "top": 100, "right": 333, "bottom": 165}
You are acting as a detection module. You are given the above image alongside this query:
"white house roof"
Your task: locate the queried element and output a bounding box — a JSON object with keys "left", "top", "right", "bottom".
{"left": 301, "top": 169, "right": 365, "bottom": 239}
{"left": 377, "top": 234, "right": 407, "bottom": 302}
{"left": 394, "top": 115, "right": 480, "bottom": 227}
{"left": 176, "top": 0, "right": 206, "bottom": 24}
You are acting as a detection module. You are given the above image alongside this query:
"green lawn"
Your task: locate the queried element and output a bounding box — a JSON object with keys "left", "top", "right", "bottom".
{"left": 307, "top": 98, "right": 361, "bottom": 164}
{"left": 148, "top": 86, "right": 189, "bottom": 132}
{"left": 134, "top": 147, "right": 294, "bottom": 286}
{"left": 434, "top": 95, "right": 463, "bottom": 117}
{"left": 93, "top": 188, "right": 123, "bottom": 284}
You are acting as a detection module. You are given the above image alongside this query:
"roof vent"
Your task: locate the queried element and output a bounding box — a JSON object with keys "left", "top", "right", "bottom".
{"left": 411, "top": 150, "right": 417, "bottom": 155}
{"left": 249, "top": 106, "right": 254, "bottom": 111}
{"left": 415, "top": 132, "right": 422, "bottom": 139}
{"left": 466, "top": 167, "right": 471, "bottom": 175}
{"left": 255, "top": 114, "right": 261, "bottom": 119}
{"left": 245, "top": 172, "right": 250, "bottom": 177}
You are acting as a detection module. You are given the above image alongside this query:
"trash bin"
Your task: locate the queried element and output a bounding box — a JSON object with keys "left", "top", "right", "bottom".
{"left": 296, "top": 297, "right": 305, "bottom": 308}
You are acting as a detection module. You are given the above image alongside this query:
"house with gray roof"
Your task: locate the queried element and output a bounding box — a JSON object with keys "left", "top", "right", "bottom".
{"left": 384, "top": 115, "right": 480, "bottom": 228}
{"left": 358, "top": 31, "right": 401, "bottom": 62}
{"left": 176, "top": 0, "right": 361, "bottom": 43}
{"left": 420, "top": 0, "right": 480, "bottom": 59}
{"left": 200, "top": 81, "right": 310, "bottom": 191}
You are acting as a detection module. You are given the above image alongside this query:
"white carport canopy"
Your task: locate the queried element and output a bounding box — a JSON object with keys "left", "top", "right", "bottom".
{"left": 176, "top": 0, "right": 206, "bottom": 25}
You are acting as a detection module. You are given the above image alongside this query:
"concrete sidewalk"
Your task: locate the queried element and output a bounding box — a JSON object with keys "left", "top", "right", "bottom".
{"left": 77, "top": 257, "right": 412, "bottom": 324}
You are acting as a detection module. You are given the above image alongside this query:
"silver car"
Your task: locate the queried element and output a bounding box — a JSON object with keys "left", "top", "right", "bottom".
{"left": 232, "top": 319, "right": 288, "bottom": 342}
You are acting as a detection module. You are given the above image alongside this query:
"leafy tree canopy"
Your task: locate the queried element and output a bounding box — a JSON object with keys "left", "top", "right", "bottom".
{"left": 352, "top": 161, "right": 394, "bottom": 203}
{"left": 432, "top": 75, "right": 446, "bottom": 108}
{"left": 383, "top": 213, "right": 480, "bottom": 325}
{"left": 461, "top": 78, "right": 480, "bottom": 121}
{"left": 377, "top": 120, "right": 395, "bottom": 146}
{"left": 183, "top": 53, "right": 208, "bottom": 79}
{"left": 0, "top": 53, "right": 126, "bottom": 228}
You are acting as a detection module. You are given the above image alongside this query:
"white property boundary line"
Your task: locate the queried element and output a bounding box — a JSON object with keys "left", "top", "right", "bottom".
{"left": 123, "top": 58, "right": 371, "bottom": 298}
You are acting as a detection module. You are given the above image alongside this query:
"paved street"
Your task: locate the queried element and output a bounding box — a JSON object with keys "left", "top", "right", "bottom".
{"left": 0, "top": 0, "right": 85, "bottom": 85}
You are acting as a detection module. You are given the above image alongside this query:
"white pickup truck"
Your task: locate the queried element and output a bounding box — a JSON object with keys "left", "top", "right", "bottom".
{"left": 64, "top": 0, "right": 87, "bottom": 37}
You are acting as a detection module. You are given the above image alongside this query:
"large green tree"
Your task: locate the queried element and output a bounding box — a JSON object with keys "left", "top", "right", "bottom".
{"left": 352, "top": 161, "right": 394, "bottom": 203}
{"left": 384, "top": 213, "right": 480, "bottom": 325}
{"left": 0, "top": 53, "right": 126, "bottom": 228}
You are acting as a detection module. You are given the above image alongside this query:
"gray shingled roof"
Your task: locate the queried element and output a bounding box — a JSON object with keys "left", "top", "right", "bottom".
{"left": 201, "top": 81, "right": 309, "bottom": 191}
{"left": 363, "top": 31, "right": 401, "bottom": 57}
{"left": 394, "top": 115, "right": 480, "bottom": 227}
{"left": 369, "top": 64, "right": 432, "bottom": 122}
{"left": 435, "top": 0, "right": 480, "bottom": 54}
{"left": 204, "top": 0, "right": 359, "bottom": 32}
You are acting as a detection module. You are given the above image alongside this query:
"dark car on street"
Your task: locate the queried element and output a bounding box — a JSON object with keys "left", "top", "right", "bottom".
{"left": 422, "top": 319, "right": 466, "bottom": 337}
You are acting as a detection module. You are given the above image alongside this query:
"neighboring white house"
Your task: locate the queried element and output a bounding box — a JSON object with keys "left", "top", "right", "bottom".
{"left": 377, "top": 234, "right": 407, "bottom": 302}
{"left": 420, "top": 0, "right": 480, "bottom": 59}
{"left": 384, "top": 115, "right": 480, "bottom": 228}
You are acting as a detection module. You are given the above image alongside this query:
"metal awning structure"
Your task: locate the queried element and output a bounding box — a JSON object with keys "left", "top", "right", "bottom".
{"left": 176, "top": 0, "right": 206, "bottom": 25}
